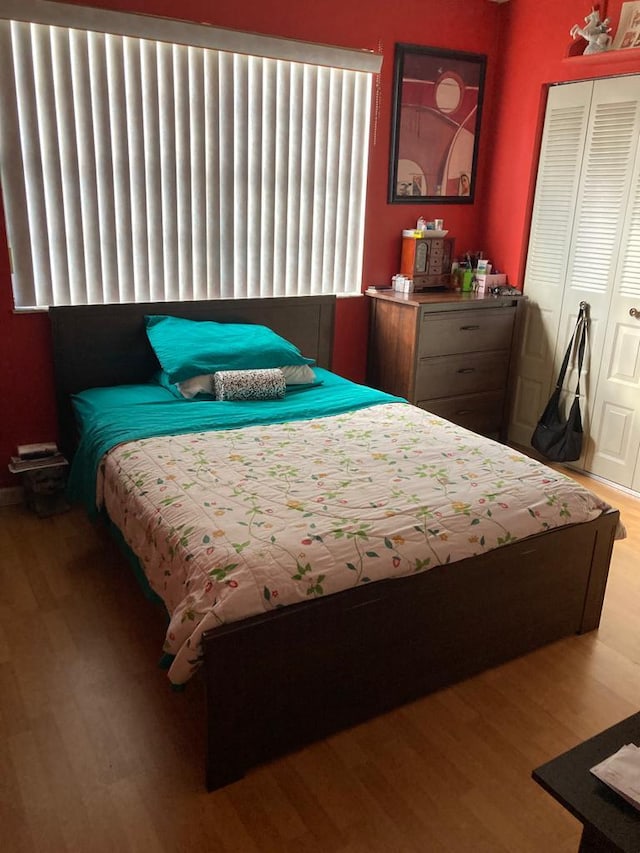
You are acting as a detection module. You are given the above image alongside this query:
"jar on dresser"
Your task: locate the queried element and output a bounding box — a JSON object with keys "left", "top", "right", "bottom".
{"left": 366, "top": 291, "right": 524, "bottom": 440}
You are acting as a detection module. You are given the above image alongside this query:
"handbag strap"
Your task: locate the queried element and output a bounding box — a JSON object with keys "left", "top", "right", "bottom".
{"left": 555, "top": 304, "right": 588, "bottom": 396}
{"left": 573, "top": 308, "right": 588, "bottom": 398}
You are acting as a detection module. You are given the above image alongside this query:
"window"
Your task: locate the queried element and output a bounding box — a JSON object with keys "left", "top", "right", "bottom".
{"left": 0, "top": 1, "right": 381, "bottom": 309}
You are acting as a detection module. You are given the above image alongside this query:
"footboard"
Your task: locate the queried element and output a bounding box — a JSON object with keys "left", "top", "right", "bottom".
{"left": 201, "top": 509, "right": 619, "bottom": 790}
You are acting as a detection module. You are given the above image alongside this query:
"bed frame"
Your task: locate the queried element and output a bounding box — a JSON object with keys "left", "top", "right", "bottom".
{"left": 49, "top": 295, "right": 620, "bottom": 791}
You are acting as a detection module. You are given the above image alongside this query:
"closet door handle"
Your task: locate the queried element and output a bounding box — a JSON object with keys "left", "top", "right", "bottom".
{"left": 630, "top": 307, "right": 639, "bottom": 318}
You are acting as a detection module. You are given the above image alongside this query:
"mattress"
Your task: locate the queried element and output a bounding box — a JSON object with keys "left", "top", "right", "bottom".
{"left": 94, "top": 398, "right": 619, "bottom": 684}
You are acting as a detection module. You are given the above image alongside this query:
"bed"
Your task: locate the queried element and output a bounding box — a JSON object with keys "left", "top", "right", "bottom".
{"left": 49, "top": 295, "right": 622, "bottom": 791}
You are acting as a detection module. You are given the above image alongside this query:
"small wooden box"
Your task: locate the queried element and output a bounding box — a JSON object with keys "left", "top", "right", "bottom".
{"left": 400, "top": 235, "right": 455, "bottom": 290}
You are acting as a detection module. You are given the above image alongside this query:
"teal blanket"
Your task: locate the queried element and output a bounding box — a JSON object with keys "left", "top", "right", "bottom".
{"left": 68, "top": 368, "right": 405, "bottom": 512}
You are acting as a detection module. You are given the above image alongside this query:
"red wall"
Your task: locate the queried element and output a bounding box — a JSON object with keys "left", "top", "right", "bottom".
{"left": 0, "top": 0, "right": 506, "bottom": 486}
{"left": 7, "top": 0, "right": 636, "bottom": 488}
{"left": 484, "top": 0, "right": 640, "bottom": 287}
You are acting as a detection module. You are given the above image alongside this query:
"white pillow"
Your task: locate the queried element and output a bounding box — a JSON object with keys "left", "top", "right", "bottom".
{"left": 176, "top": 364, "right": 317, "bottom": 398}
{"left": 177, "top": 374, "right": 214, "bottom": 398}
{"left": 279, "top": 364, "right": 318, "bottom": 385}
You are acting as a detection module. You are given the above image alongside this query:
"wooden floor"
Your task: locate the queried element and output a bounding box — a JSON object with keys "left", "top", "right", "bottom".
{"left": 0, "top": 471, "right": 638, "bottom": 853}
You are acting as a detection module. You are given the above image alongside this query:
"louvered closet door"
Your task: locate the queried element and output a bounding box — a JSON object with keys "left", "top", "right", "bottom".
{"left": 553, "top": 76, "right": 640, "bottom": 470}
{"left": 585, "top": 106, "right": 640, "bottom": 489}
{"left": 509, "top": 81, "right": 592, "bottom": 448}
{"left": 510, "top": 76, "right": 640, "bottom": 486}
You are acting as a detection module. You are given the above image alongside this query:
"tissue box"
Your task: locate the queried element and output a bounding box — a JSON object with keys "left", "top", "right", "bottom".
{"left": 475, "top": 273, "right": 507, "bottom": 295}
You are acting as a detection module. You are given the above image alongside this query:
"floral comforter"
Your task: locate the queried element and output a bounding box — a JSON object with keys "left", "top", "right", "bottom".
{"left": 98, "top": 402, "right": 619, "bottom": 684}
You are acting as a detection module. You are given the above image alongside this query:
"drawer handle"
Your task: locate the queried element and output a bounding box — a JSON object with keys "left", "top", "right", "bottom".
{"left": 456, "top": 409, "right": 474, "bottom": 415}
{"left": 457, "top": 367, "right": 475, "bottom": 374}
{"left": 460, "top": 324, "right": 480, "bottom": 331}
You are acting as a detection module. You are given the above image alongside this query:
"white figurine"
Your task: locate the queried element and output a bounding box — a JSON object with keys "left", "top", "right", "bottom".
{"left": 570, "top": 8, "right": 612, "bottom": 54}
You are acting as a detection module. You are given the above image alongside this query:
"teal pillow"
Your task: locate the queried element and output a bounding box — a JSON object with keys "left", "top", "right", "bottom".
{"left": 145, "top": 315, "right": 315, "bottom": 383}
{"left": 72, "top": 382, "right": 178, "bottom": 427}
{"left": 154, "top": 369, "right": 185, "bottom": 399}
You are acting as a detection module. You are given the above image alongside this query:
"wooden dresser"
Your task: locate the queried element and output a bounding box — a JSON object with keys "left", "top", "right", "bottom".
{"left": 367, "top": 291, "right": 523, "bottom": 438}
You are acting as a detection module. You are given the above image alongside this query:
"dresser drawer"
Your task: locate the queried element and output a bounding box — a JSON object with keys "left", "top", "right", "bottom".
{"left": 418, "top": 308, "right": 515, "bottom": 358}
{"left": 417, "top": 390, "right": 505, "bottom": 435}
{"left": 415, "top": 351, "right": 509, "bottom": 400}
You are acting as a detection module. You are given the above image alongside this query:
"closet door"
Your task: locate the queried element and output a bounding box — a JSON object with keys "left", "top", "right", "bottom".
{"left": 586, "top": 132, "right": 640, "bottom": 489}
{"left": 509, "top": 81, "right": 592, "bottom": 448}
{"left": 552, "top": 76, "right": 640, "bottom": 469}
{"left": 510, "top": 75, "right": 640, "bottom": 484}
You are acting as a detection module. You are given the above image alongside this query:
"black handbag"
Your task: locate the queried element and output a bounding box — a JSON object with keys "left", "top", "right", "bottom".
{"left": 531, "top": 304, "right": 588, "bottom": 462}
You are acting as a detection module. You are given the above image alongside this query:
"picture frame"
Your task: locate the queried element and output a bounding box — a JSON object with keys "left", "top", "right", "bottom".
{"left": 611, "top": 1, "right": 640, "bottom": 49}
{"left": 388, "top": 44, "right": 487, "bottom": 204}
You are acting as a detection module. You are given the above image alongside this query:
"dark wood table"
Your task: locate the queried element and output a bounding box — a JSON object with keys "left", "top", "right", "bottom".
{"left": 532, "top": 712, "right": 640, "bottom": 852}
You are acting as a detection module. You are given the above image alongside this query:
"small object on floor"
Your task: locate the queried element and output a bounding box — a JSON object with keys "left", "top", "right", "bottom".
{"left": 8, "top": 455, "right": 70, "bottom": 518}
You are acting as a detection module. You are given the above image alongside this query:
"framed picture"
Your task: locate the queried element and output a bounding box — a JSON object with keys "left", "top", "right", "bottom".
{"left": 388, "top": 44, "right": 487, "bottom": 204}
{"left": 612, "top": 1, "right": 640, "bottom": 49}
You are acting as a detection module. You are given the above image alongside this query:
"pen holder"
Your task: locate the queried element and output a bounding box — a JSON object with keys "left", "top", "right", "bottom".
{"left": 461, "top": 270, "right": 474, "bottom": 292}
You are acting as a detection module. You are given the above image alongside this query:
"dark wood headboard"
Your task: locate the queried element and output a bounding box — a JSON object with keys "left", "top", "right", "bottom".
{"left": 49, "top": 295, "right": 336, "bottom": 458}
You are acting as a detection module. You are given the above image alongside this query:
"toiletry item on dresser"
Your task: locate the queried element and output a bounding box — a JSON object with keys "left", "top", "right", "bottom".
{"left": 392, "top": 274, "right": 414, "bottom": 293}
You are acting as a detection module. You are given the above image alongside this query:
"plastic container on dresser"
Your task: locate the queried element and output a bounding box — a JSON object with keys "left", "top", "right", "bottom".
{"left": 366, "top": 291, "right": 525, "bottom": 439}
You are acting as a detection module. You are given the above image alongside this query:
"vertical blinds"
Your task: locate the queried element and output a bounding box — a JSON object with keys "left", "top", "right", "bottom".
{"left": 0, "top": 4, "right": 379, "bottom": 309}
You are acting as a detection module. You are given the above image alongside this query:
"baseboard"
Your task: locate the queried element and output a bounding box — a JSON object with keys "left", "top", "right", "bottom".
{"left": 508, "top": 441, "right": 639, "bottom": 500}
{"left": 0, "top": 486, "right": 24, "bottom": 507}
{"left": 566, "top": 468, "right": 640, "bottom": 500}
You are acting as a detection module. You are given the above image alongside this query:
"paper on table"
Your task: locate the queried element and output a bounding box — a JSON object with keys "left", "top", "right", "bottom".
{"left": 590, "top": 743, "right": 640, "bottom": 810}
